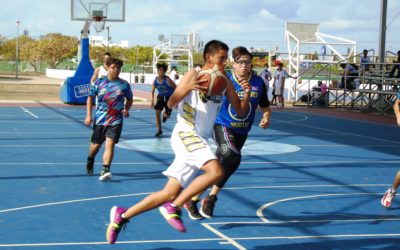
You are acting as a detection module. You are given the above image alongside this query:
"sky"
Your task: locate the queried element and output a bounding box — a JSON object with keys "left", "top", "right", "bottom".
{"left": 1, "top": 0, "right": 400, "bottom": 54}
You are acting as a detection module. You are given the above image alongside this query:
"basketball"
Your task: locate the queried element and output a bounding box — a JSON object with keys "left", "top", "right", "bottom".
{"left": 196, "top": 64, "right": 228, "bottom": 96}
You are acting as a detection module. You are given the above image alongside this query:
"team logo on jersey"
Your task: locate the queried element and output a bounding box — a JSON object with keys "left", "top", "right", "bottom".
{"left": 228, "top": 102, "right": 252, "bottom": 121}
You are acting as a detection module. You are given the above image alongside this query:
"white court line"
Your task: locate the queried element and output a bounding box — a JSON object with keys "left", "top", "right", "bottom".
{"left": 200, "top": 189, "right": 398, "bottom": 249}
{"left": 0, "top": 192, "right": 152, "bottom": 213}
{"left": 2, "top": 233, "right": 400, "bottom": 248}
{"left": 201, "top": 223, "right": 246, "bottom": 250}
{"left": 0, "top": 237, "right": 222, "bottom": 248}
{"left": 280, "top": 112, "right": 400, "bottom": 144}
{"left": 0, "top": 185, "right": 393, "bottom": 249}
{"left": 256, "top": 192, "right": 385, "bottom": 223}
{"left": 0, "top": 160, "right": 400, "bottom": 165}
{"left": 20, "top": 106, "right": 38, "bottom": 118}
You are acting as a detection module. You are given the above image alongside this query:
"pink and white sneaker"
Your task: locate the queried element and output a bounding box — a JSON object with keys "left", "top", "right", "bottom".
{"left": 159, "top": 202, "right": 186, "bottom": 232}
{"left": 381, "top": 188, "right": 396, "bottom": 208}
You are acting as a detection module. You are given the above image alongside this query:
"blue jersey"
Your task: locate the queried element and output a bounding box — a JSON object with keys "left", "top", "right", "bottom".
{"left": 215, "top": 72, "right": 269, "bottom": 134}
{"left": 154, "top": 76, "right": 174, "bottom": 96}
{"left": 90, "top": 77, "right": 133, "bottom": 126}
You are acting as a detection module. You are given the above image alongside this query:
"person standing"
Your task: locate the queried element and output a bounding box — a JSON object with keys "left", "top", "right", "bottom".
{"left": 273, "top": 63, "right": 286, "bottom": 108}
{"left": 84, "top": 57, "right": 133, "bottom": 181}
{"left": 184, "top": 46, "right": 271, "bottom": 219}
{"left": 259, "top": 63, "right": 272, "bottom": 97}
{"left": 151, "top": 63, "right": 176, "bottom": 137}
{"left": 90, "top": 52, "right": 112, "bottom": 84}
{"left": 104, "top": 40, "right": 252, "bottom": 244}
{"left": 170, "top": 66, "right": 179, "bottom": 84}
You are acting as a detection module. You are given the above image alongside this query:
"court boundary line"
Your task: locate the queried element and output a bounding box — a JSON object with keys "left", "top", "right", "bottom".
{"left": 19, "top": 106, "right": 38, "bottom": 118}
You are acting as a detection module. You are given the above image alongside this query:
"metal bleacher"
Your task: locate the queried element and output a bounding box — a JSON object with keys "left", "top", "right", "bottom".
{"left": 292, "top": 51, "right": 400, "bottom": 115}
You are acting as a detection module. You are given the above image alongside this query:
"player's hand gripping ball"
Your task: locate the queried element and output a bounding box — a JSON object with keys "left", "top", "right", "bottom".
{"left": 196, "top": 64, "right": 228, "bottom": 96}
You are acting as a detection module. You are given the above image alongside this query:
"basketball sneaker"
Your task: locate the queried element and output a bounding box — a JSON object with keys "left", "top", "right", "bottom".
{"left": 200, "top": 194, "right": 217, "bottom": 218}
{"left": 155, "top": 130, "right": 162, "bottom": 137}
{"left": 381, "top": 188, "right": 397, "bottom": 208}
{"left": 183, "top": 199, "right": 203, "bottom": 220}
{"left": 159, "top": 202, "right": 186, "bottom": 232}
{"left": 162, "top": 115, "right": 168, "bottom": 123}
{"left": 99, "top": 168, "right": 112, "bottom": 181}
{"left": 106, "top": 206, "right": 129, "bottom": 244}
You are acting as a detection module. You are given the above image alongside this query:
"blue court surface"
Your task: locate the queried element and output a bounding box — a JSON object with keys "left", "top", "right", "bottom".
{"left": 1, "top": 105, "right": 400, "bottom": 249}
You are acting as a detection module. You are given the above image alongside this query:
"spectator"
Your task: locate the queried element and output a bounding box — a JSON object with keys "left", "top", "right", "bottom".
{"left": 259, "top": 63, "right": 272, "bottom": 96}
{"left": 272, "top": 63, "right": 287, "bottom": 108}
{"left": 389, "top": 50, "right": 400, "bottom": 78}
{"left": 360, "top": 49, "right": 371, "bottom": 71}
{"left": 339, "top": 63, "right": 358, "bottom": 90}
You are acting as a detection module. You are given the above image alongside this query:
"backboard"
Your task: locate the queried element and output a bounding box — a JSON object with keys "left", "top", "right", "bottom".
{"left": 71, "top": 0, "right": 125, "bottom": 22}
{"left": 286, "top": 22, "right": 319, "bottom": 42}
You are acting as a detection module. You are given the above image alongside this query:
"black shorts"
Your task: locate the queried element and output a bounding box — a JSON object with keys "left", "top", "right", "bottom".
{"left": 91, "top": 124, "right": 123, "bottom": 144}
{"left": 154, "top": 95, "right": 172, "bottom": 115}
{"left": 213, "top": 125, "right": 247, "bottom": 156}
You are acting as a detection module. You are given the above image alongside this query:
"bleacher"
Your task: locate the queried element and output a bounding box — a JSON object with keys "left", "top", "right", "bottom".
{"left": 293, "top": 53, "right": 400, "bottom": 115}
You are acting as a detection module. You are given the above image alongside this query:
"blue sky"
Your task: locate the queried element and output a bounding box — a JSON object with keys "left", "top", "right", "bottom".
{"left": 1, "top": 0, "right": 400, "bottom": 54}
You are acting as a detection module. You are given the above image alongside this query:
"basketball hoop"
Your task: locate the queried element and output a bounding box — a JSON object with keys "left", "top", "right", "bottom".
{"left": 93, "top": 15, "right": 106, "bottom": 33}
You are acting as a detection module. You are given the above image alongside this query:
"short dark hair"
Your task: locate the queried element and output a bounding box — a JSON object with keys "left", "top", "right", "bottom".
{"left": 232, "top": 46, "right": 253, "bottom": 61}
{"left": 203, "top": 40, "right": 229, "bottom": 62}
{"left": 109, "top": 57, "right": 123, "bottom": 68}
{"left": 104, "top": 52, "right": 111, "bottom": 57}
{"left": 363, "top": 49, "right": 368, "bottom": 53}
{"left": 156, "top": 63, "right": 168, "bottom": 72}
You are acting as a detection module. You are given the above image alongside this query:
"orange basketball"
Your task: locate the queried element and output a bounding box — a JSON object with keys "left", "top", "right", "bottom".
{"left": 196, "top": 64, "right": 228, "bottom": 96}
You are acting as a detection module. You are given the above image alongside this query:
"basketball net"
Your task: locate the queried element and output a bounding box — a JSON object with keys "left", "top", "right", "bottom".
{"left": 93, "top": 16, "right": 106, "bottom": 33}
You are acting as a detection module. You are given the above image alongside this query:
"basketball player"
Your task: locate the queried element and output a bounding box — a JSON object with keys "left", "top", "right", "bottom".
{"left": 184, "top": 46, "right": 271, "bottom": 219}
{"left": 151, "top": 63, "right": 176, "bottom": 137}
{"left": 105, "top": 40, "right": 251, "bottom": 244}
{"left": 381, "top": 95, "right": 400, "bottom": 208}
{"left": 84, "top": 57, "right": 133, "bottom": 181}
{"left": 90, "top": 52, "right": 112, "bottom": 84}
{"left": 273, "top": 62, "right": 286, "bottom": 108}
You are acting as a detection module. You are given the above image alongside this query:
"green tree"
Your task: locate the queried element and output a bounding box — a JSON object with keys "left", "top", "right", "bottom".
{"left": 38, "top": 33, "right": 78, "bottom": 68}
{"left": 125, "top": 45, "right": 156, "bottom": 65}
{"left": 0, "top": 35, "right": 34, "bottom": 61}
{"left": 19, "top": 37, "right": 41, "bottom": 72}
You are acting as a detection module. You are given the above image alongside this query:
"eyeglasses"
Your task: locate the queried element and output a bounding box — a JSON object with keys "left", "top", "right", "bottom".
{"left": 235, "top": 60, "right": 252, "bottom": 66}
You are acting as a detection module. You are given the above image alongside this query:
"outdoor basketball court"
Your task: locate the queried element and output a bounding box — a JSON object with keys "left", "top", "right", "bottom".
{"left": 1, "top": 104, "right": 400, "bottom": 249}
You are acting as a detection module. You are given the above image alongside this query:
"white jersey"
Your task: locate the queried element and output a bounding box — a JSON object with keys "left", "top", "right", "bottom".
{"left": 162, "top": 90, "right": 224, "bottom": 187}
{"left": 175, "top": 90, "right": 223, "bottom": 139}
{"left": 98, "top": 65, "right": 108, "bottom": 79}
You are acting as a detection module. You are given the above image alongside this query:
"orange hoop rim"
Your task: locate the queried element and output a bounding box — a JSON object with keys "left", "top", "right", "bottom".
{"left": 92, "top": 16, "right": 106, "bottom": 22}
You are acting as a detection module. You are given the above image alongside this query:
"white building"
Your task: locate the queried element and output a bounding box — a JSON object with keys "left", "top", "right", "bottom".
{"left": 89, "top": 35, "right": 129, "bottom": 48}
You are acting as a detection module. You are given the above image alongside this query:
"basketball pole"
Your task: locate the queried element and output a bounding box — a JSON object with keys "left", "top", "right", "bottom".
{"left": 15, "top": 20, "right": 20, "bottom": 79}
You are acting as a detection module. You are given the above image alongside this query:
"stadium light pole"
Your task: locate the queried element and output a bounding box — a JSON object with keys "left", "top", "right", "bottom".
{"left": 15, "top": 20, "right": 20, "bottom": 79}
{"left": 106, "top": 25, "right": 111, "bottom": 51}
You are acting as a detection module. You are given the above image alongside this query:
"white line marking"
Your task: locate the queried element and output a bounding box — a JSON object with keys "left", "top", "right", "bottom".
{"left": 0, "top": 237, "right": 222, "bottom": 247}
{"left": 201, "top": 223, "right": 247, "bottom": 250}
{"left": 20, "top": 106, "right": 38, "bottom": 118}
{"left": 0, "top": 160, "right": 399, "bottom": 166}
{"left": 0, "top": 192, "right": 152, "bottom": 213}
{"left": 256, "top": 192, "right": 380, "bottom": 223}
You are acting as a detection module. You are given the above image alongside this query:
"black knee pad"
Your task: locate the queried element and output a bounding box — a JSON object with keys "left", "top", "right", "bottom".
{"left": 216, "top": 146, "right": 242, "bottom": 188}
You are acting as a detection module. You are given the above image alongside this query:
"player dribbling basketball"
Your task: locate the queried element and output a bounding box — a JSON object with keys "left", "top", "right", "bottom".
{"left": 184, "top": 46, "right": 271, "bottom": 220}
{"left": 105, "top": 40, "right": 252, "bottom": 244}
